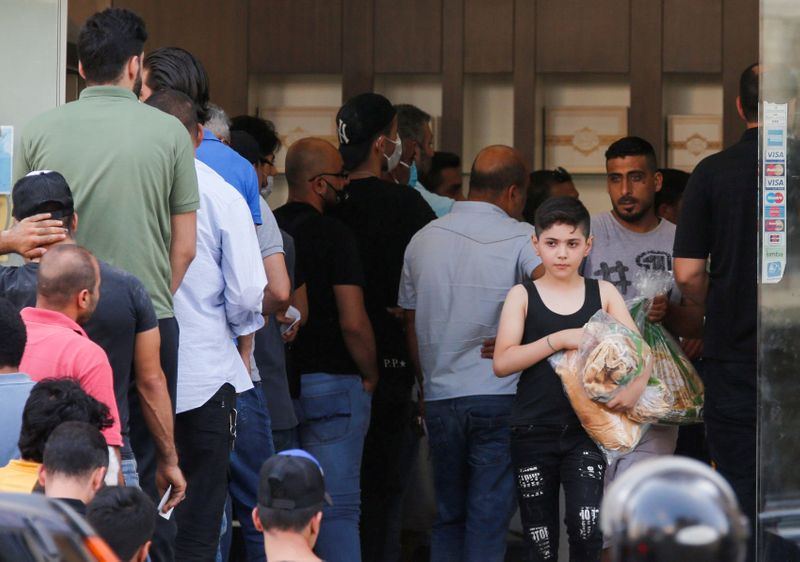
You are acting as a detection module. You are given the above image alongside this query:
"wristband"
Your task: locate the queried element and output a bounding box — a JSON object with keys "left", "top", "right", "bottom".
{"left": 546, "top": 335, "right": 557, "bottom": 352}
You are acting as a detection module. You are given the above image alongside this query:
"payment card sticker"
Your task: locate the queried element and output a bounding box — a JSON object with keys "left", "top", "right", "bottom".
{"left": 762, "top": 102, "right": 788, "bottom": 284}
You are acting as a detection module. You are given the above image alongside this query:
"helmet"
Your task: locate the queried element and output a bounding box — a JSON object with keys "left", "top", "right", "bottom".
{"left": 601, "top": 456, "right": 749, "bottom": 562}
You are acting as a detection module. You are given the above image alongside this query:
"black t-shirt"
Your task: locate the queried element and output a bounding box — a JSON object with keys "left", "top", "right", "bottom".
{"left": 0, "top": 260, "right": 158, "bottom": 436}
{"left": 329, "top": 177, "right": 435, "bottom": 383}
{"left": 510, "top": 278, "right": 602, "bottom": 426}
{"left": 274, "top": 202, "right": 365, "bottom": 382}
{"left": 673, "top": 128, "right": 758, "bottom": 362}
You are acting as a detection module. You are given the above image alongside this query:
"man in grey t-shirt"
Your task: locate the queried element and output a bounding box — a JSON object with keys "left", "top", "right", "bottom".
{"left": 583, "top": 137, "right": 684, "bottom": 493}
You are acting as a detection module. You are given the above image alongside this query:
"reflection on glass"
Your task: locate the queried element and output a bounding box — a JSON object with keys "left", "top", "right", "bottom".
{"left": 760, "top": 1, "right": 800, "bottom": 560}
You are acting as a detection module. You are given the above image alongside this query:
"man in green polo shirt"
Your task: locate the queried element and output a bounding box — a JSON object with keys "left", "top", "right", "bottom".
{"left": 13, "top": 8, "right": 198, "bottom": 562}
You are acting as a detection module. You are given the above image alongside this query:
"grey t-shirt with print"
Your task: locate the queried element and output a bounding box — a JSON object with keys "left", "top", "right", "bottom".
{"left": 583, "top": 211, "right": 677, "bottom": 300}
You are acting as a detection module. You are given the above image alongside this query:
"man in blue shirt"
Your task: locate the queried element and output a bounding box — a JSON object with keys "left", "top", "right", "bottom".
{"left": 0, "top": 298, "right": 35, "bottom": 466}
{"left": 140, "top": 47, "right": 262, "bottom": 225}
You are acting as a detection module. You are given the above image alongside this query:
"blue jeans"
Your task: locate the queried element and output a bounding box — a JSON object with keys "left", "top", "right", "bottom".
{"left": 121, "top": 456, "right": 141, "bottom": 488}
{"left": 424, "top": 395, "right": 517, "bottom": 562}
{"left": 222, "top": 384, "right": 275, "bottom": 562}
{"left": 272, "top": 426, "right": 299, "bottom": 453}
{"left": 294, "top": 373, "right": 371, "bottom": 562}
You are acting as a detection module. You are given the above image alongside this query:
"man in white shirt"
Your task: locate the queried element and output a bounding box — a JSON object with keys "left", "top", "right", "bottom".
{"left": 145, "top": 90, "right": 266, "bottom": 561}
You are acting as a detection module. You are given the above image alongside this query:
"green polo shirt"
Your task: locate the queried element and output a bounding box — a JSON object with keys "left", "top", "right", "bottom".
{"left": 14, "top": 86, "right": 199, "bottom": 319}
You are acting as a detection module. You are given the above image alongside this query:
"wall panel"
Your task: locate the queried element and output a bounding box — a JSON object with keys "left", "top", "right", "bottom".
{"left": 630, "top": 0, "right": 664, "bottom": 159}
{"left": 464, "top": 0, "right": 514, "bottom": 73}
{"left": 374, "top": 0, "right": 441, "bottom": 73}
{"left": 536, "top": 0, "right": 630, "bottom": 73}
{"left": 342, "top": 0, "right": 374, "bottom": 100}
{"left": 722, "top": 0, "right": 759, "bottom": 147}
{"left": 249, "top": 0, "right": 342, "bottom": 74}
{"left": 513, "top": 0, "right": 536, "bottom": 167}
{"left": 663, "top": 0, "right": 722, "bottom": 73}
{"left": 441, "top": 0, "right": 464, "bottom": 154}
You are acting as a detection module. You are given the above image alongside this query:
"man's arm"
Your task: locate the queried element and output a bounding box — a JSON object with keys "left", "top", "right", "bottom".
{"left": 237, "top": 333, "right": 255, "bottom": 372}
{"left": 169, "top": 211, "right": 197, "bottom": 294}
{"left": 674, "top": 258, "right": 709, "bottom": 306}
{"left": 334, "top": 284, "right": 379, "bottom": 393}
{"left": 0, "top": 214, "right": 67, "bottom": 258}
{"left": 133, "top": 328, "right": 186, "bottom": 510}
{"left": 262, "top": 253, "right": 291, "bottom": 314}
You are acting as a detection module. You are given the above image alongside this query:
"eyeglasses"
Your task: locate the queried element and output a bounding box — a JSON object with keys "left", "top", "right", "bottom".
{"left": 308, "top": 171, "right": 349, "bottom": 181}
{"left": 260, "top": 157, "right": 276, "bottom": 167}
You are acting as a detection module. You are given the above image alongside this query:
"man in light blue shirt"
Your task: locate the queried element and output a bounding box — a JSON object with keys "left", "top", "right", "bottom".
{"left": 395, "top": 104, "right": 456, "bottom": 217}
{"left": 146, "top": 90, "right": 266, "bottom": 561}
{"left": 399, "top": 145, "right": 539, "bottom": 562}
{"left": 0, "top": 298, "right": 35, "bottom": 466}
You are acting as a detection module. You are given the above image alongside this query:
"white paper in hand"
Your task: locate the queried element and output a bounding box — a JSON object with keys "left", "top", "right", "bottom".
{"left": 280, "top": 305, "right": 302, "bottom": 335}
{"left": 157, "top": 485, "right": 175, "bottom": 520}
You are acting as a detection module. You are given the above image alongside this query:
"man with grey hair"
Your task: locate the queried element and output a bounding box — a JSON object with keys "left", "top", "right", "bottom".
{"left": 393, "top": 104, "right": 454, "bottom": 217}
{"left": 205, "top": 103, "right": 231, "bottom": 145}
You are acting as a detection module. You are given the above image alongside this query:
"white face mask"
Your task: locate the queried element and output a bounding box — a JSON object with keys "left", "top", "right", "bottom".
{"left": 383, "top": 134, "right": 402, "bottom": 172}
{"left": 261, "top": 175, "right": 273, "bottom": 200}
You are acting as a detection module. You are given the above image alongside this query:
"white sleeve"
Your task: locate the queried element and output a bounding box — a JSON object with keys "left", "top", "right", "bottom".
{"left": 220, "top": 196, "right": 267, "bottom": 336}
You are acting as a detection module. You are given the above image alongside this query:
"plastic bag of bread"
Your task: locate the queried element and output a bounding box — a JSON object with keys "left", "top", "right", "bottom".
{"left": 628, "top": 297, "right": 704, "bottom": 424}
{"left": 579, "top": 311, "right": 654, "bottom": 402}
{"left": 549, "top": 350, "right": 644, "bottom": 462}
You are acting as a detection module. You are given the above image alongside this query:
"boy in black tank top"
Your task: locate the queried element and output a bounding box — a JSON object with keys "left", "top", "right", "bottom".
{"left": 493, "top": 197, "right": 647, "bottom": 562}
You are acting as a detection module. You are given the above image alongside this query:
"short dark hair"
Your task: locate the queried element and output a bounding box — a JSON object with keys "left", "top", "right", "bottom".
{"left": 469, "top": 155, "right": 527, "bottom": 194}
{"left": 0, "top": 298, "right": 26, "bottom": 369}
{"left": 605, "top": 136, "right": 658, "bottom": 171}
{"left": 395, "top": 104, "right": 431, "bottom": 147}
{"left": 87, "top": 486, "right": 155, "bottom": 561}
{"left": 37, "top": 245, "right": 97, "bottom": 309}
{"left": 19, "top": 379, "right": 113, "bottom": 463}
{"left": 534, "top": 196, "right": 591, "bottom": 238}
{"left": 145, "top": 89, "right": 200, "bottom": 137}
{"left": 424, "top": 151, "right": 461, "bottom": 192}
{"left": 739, "top": 63, "right": 759, "bottom": 123}
{"left": 77, "top": 8, "right": 147, "bottom": 85}
{"left": 43, "top": 421, "right": 108, "bottom": 478}
{"left": 655, "top": 168, "right": 690, "bottom": 209}
{"left": 523, "top": 168, "right": 573, "bottom": 224}
{"left": 230, "top": 115, "right": 282, "bottom": 157}
{"left": 143, "top": 47, "right": 210, "bottom": 123}
{"left": 257, "top": 504, "right": 320, "bottom": 533}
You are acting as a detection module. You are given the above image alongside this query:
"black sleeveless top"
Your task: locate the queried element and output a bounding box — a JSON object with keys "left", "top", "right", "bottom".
{"left": 510, "top": 278, "right": 602, "bottom": 426}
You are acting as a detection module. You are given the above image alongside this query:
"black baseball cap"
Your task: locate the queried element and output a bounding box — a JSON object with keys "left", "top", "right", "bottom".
{"left": 12, "top": 171, "right": 74, "bottom": 220}
{"left": 336, "top": 93, "right": 396, "bottom": 170}
{"left": 257, "top": 449, "right": 333, "bottom": 513}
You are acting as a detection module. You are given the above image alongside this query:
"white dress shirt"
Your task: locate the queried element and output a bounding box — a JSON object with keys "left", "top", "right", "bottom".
{"left": 174, "top": 160, "right": 267, "bottom": 413}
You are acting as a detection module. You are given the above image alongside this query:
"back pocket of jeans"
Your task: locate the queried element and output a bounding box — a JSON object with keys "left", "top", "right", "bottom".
{"left": 298, "top": 390, "right": 351, "bottom": 445}
{"left": 468, "top": 412, "right": 511, "bottom": 466}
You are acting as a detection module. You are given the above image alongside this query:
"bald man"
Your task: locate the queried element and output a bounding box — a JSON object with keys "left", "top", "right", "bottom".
{"left": 399, "top": 145, "right": 540, "bottom": 562}
{"left": 18, "top": 245, "right": 123, "bottom": 460}
{"left": 274, "top": 138, "right": 378, "bottom": 562}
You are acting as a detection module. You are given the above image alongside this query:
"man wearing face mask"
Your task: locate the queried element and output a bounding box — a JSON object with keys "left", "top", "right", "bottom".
{"left": 392, "top": 104, "right": 455, "bottom": 218}
{"left": 274, "top": 137, "right": 379, "bottom": 562}
{"left": 331, "top": 94, "right": 435, "bottom": 562}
